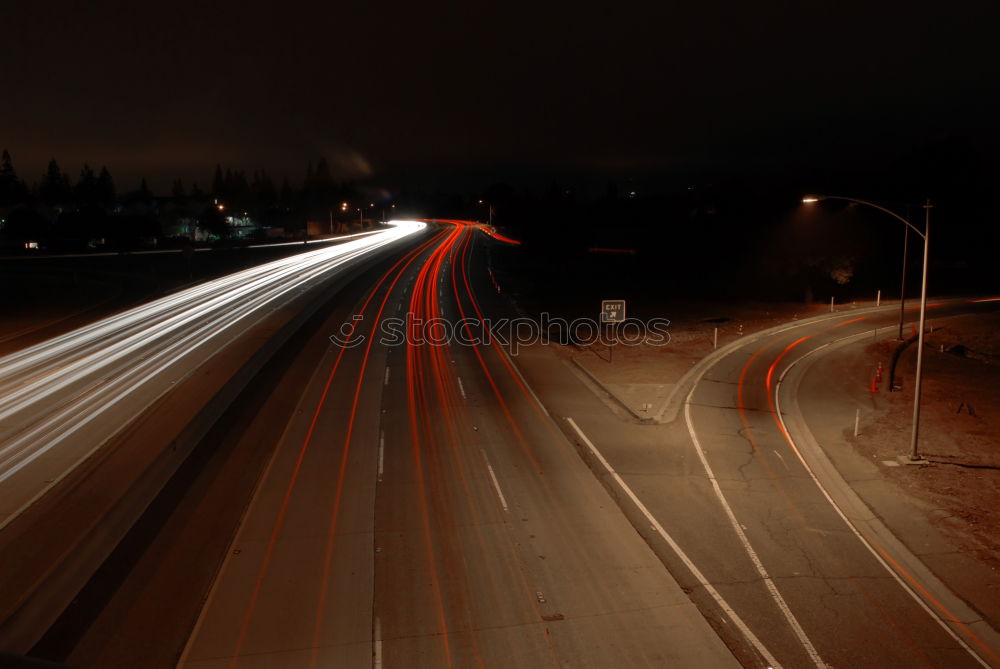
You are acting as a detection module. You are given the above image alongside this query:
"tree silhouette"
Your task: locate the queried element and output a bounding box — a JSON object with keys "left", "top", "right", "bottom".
{"left": 132, "top": 177, "right": 154, "bottom": 205}
{"left": 211, "top": 164, "right": 225, "bottom": 198}
{"left": 198, "top": 201, "right": 229, "bottom": 238}
{"left": 2, "top": 207, "right": 49, "bottom": 241}
{"left": 0, "top": 149, "right": 25, "bottom": 205}
{"left": 279, "top": 177, "right": 294, "bottom": 208}
{"left": 96, "top": 167, "right": 115, "bottom": 207}
{"left": 75, "top": 164, "right": 99, "bottom": 204}
{"left": 39, "top": 159, "right": 71, "bottom": 205}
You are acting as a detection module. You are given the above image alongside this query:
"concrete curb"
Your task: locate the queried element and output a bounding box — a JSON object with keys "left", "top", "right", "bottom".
{"left": 568, "top": 357, "right": 655, "bottom": 424}
{"left": 655, "top": 303, "right": 911, "bottom": 424}
{"left": 778, "top": 331, "right": 1000, "bottom": 667}
{"left": 566, "top": 304, "right": 902, "bottom": 427}
{"left": 0, "top": 233, "right": 427, "bottom": 652}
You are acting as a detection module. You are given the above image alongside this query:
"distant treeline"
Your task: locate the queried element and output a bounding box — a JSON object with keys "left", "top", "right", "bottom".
{"left": 0, "top": 151, "right": 369, "bottom": 252}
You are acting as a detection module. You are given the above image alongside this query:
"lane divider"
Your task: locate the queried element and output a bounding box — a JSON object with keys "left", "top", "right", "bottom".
{"left": 774, "top": 329, "right": 996, "bottom": 668}
{"left": 682, "top": 396, "right": 826, "bottom": 668}
{"left": 566, "top": 417, "right": 781, "bottom": 669}
{"left": 481, "top": 450, "right": 509, "bottom": 512}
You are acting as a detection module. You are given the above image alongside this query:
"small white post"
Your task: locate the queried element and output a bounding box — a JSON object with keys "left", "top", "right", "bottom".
{"left": 830, "top": 296, "right": 835, "bottom": 312}
{"left": 876, "top": 289, "right": 881, "bottom": 307}
{"left": 713, "top": 327, "right": 718, "bottom": 350}
{"left": 854, "top": 408, "right": 860, "bottom": 437}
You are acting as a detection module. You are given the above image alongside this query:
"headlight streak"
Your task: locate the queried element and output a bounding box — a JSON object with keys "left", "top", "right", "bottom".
{"left": 0, "top": 221, "right": 425, "bottom": 524}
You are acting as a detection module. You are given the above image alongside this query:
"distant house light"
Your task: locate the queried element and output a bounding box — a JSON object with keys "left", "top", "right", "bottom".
{"left": 24, "top": 241, "right": 39, "bottom": 250}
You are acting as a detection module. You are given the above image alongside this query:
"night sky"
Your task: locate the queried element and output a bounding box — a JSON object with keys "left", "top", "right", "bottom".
{"left": 3, "top": 0, "right": 998, "bottom": 192}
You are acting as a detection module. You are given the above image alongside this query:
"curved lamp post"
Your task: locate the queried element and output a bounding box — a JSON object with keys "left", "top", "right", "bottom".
{"left": 802, "top": 195, "right": 931, "bottom": 462}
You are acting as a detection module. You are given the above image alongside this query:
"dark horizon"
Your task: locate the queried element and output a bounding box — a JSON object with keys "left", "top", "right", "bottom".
{"left": 3, "top": 1, "right": 998, "bottom": 196}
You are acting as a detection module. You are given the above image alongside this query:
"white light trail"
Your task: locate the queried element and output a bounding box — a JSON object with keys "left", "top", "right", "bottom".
{"left": 0, "top": 221, "right": 425, "bottom": 525}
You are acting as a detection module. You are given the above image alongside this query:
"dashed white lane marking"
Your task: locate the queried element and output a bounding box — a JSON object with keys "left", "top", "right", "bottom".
{"left": 683, "top": 393, "right": 824, "bottom": 668}
{"left": 776, "top": 331, "right": 991, "bottom": 668}
{"left": 772, "top": 449, "right": 789, "bottom": 471}
{"left": 384, "top": 367, "right": 390, "bottom": 386}
{"left": 481, "top": 449, "right": 508, "bottom": 512}
{"left": 565, "top": 417, "right": 781, "bottom": 669}
{"left": 457, "top": 376, "right": 467, "bottom": 400}
{"left": 373, "top": 615, "right": 382, "bottom": 667}
{"left": 377, "top": 431, "right": 384, "bottom": 483}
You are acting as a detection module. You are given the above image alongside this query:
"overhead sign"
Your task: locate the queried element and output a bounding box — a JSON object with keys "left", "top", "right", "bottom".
{"left": 601, "top": 300, "right": 626, "bottom": 323}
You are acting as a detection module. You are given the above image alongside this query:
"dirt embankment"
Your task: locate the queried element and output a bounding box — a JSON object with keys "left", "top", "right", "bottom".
{"left": 862, "top": 312, "right": 1000, "bottom": 573}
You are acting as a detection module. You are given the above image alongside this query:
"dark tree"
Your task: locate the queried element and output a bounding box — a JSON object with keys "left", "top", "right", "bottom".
{"left": 198, "top": 201, "right": 229, "bottom": 238}
{"left": 279, "top": 177, "right": 294, "bottom": 208}
{"left": 0, "top": 149, "right": 25, "bottom": 205}
{"left": 39, "top": 159, "right": 71, "bottom": 205}
{"left": 172, "top": 179, "right": 186, "bottom": 200}
{"left": 96, "top": 167, "right": 116, "bottom": 207}
{"left": 303, "top": 162, "right": 315, "bottom": 192}
{"left": 74, "top": 164, "right": 99, "bottom": 204}
{"left": 252, "top": 170, "right": 276, "bottom": 207}
{"left": 211, "top": 164, "right": 225, "bottom": 198}
{"left": 55, "top": 206, "right": 107, "bottom": 248}
{"left": 1, "top": 206, "right": 49, "bottom": 242}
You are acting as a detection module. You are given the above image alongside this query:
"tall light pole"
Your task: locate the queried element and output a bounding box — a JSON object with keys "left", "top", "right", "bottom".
{"left": 478, "top": 199, "right": 493, "bottom": 225}
{"left": 803, "top": 195, "right": 931, "bottom": 462}
{"left": 898, "top": 223, "right": 909, "bottom": 340}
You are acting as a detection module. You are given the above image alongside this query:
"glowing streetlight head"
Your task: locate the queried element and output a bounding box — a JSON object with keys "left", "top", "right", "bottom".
{"left": 801, "top": 196, "right": 820, "bottom": 204}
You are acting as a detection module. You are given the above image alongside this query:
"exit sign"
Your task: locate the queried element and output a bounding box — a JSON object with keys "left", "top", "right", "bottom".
{"left": 601, "top": 300, "right": 626, "bottom": 323}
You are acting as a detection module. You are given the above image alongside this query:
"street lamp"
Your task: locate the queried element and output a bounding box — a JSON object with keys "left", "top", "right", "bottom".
{"left": 477, "top": 200, "right": 493, "bottom": 225}
{"left": 802, "top": 195, "right": 932, "bottom": 462}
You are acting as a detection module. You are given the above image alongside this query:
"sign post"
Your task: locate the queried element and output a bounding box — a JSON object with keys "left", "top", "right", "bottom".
{"left": 600, "top": 300, "right": 626, "bottom": 364}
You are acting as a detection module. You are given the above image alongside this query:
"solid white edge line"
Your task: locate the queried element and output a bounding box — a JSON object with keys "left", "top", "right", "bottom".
{"left": 373, "top": 615, "right": 383, "bottom": 667}
{"left": 775, "top": 329, "right": 991, "bottom": 668}
{"left": 656, "top": 303, "right": 910, "bottom": 423}
{"left": 481, "top": 449, "right": 509, "bottom": 512}
{"left": 682, "top": 395, "right": 825, "bottom": 668}
{"left": 496, "top": 344, "right": 550, "bottom": 417}
{"left": 0, "top": 224, "right": 426, "bottom": 530}
{"left": 378, "top": 431, "right": 384, "bottom": 483}
{"left": 565, "top": 416, "right": 781, "bottom": 669}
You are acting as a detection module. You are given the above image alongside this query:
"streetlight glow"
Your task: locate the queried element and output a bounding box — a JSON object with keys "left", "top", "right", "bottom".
{"left": 802, "top": 193, "right": 931, "bottom": 462}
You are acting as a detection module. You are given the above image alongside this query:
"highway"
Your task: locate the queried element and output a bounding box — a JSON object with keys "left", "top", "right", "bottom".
{"left": 510, "top": 296, "right": 1000, "bottom": 668}
{"left": 177, "top": 222, "right": 737, "bottom": 668}
{"left": 10, "top": 215, "right": 999, "bottom": 668}
{"left": 0, "top": 222, "right": 424, "bottom": 530}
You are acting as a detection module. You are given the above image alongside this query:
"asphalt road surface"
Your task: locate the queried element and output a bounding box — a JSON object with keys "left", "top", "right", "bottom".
{"left": 23, "top": 218, "right": 999, "bottom": 668}
{"left": 0, "top": 224, "right": 423, "bottom": 531}
{"left": 511, "top": 294, "right": 1000, "bottom": 669}
{"left": 177, "top": 222, "right": 737, "bottom": 668}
